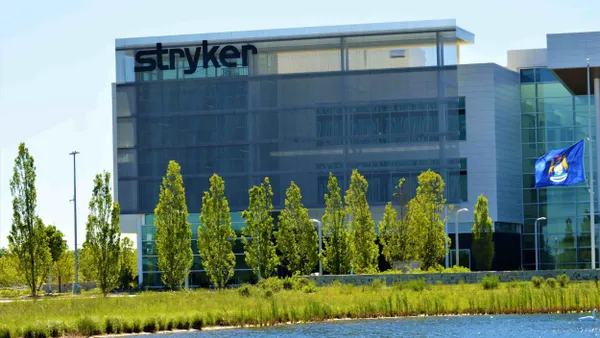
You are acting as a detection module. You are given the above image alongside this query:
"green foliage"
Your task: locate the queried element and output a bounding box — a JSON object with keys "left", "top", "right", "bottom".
{"left": 472, "top": 194, "right": 495, "bottom": 271}
{"left": 321, "top": 173, "right": 351, "bottom": 275}
{"left": 51, "top": 251, "right": 74, "bottom": 293}
{"left": 276, "top": 182, "right": 318, "bottom": 276}
{"left": 370, "top": 279, "right": 385, "bottom": 289}
{"left": 405, "top": 278, "right": 427, "bottom": 292}
{"left": 257, "top": 277, "right": 284, "bottom": 293}
{"left": 142, "top": 318, "right": 158, "bottom": 333}
{"left": 154, "top": 161, "right": 193, "bottom": 290}
{"left": 0, "top": 250, "right": 23, "bottom": 287}
{"left": 119, "top": 238, "right": 137, "bottom": 291}
{"left": 242, "top": 177, "right": 279, "bottom": 279}
{"left": 132, "top": 318, "right": 142, "bottom": 333}
{"left": 531, "top": 276, "right": 544, "bottom": 288}
{"left": 405, "top": 170, "right": 449, "bottom": 270}
{"left": 302, "top": 284, "right": 316, "bottom": 294}
{"left": 22, "top": 325, "right": 47, "bottom": 338}
{"left": 546, "top": 277, "right": 557, "bottom": 288}
{"left": 481, "top": 275, "right": 499, "bottom": 290}
{"left": 46, "top": 321, "right": 64, "bottom": 338}
{"left": 345, "top": 170, "right": 379, "bottom": 274}
{"left": 76, "top": 317, "right": 102, "bottom": 337}
{"left": 238, "top": 284, "right": 252, "bottom": 297}
{"left": 84, "top": 171, "right": 121, "bottom": 296}
{"left": 77, "top": 245, "right": 97, "bottom": 282}
{"left": 191, "top": 315, "right": 203, "bottom": 330}
{"left": 8, "top": 143, "right": 52, "bottom": 297}
{"left": 104, "top": 317, "right": 123, "bottom": 335}
{"left": 198, "top": 174, "right": 236, "bottom": 288}
{"left": 379, "top": 178, "right": 420, "bottom": 264}
{"left": 557, "top": 274, "right": 570, "bottom": 288}
{"left": 0, "top": 326, "right": 9, "bottom": 338}
{"left": 44, "top": 226, "right": 67, "bottom": 264}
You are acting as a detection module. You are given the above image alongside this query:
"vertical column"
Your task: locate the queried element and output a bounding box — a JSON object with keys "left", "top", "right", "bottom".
{"left": 594, "top": 76, "right": 600, "bottom": 267}
{"left": 137, "top": 216, "right": 144, "bottom": 286}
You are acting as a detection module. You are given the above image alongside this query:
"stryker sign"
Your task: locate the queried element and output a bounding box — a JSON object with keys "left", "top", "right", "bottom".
{"left": 134, "top": 41, "right": 258, "bottom": 74}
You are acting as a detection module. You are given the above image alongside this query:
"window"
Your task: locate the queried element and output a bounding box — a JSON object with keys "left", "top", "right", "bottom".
{"left": 520, "top": 69, "right": 535, "bottom": 83}
{"left": 458, "top": 97, "right": 466, "bottom": 140}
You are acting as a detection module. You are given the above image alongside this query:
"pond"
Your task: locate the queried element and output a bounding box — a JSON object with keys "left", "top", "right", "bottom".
{"left": 133, "top": 313, "right": 600, "bottom": 337}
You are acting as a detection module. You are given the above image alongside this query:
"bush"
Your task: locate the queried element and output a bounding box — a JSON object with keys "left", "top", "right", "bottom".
{"left": 238, "top": 284, "right": 252, "bottom": 297}
{"left": 156, "top": 317, "right": 167, "bottom": 331}
{"left": 302, "top": 284, "right": 316, "bottom": 294}
{"left": 176, "top": 316, "right": 190, "bottom": 330}
{"left": 132, "top": 318, "right": 142, "bottom": 333}
{"left": 0, "top": 327, "right": 10, "bottom": 338}
{"left": 142, "top": 318, "right": 158, "bottom": 333}
{"left": 405, "top": 278, "right": 427, "bottom": 292}
{"left": 435, "top": 280, "right": 444, "bottom": 286}
{"left": 258, "top": 278, "right": 284, "bottom": 293}
{"left": 46, "top": 321, "right": 64, "bottom": 338}
{"left": 531, "top": 276, "right": 544, "bottom": 288}
{"left": 444, "top": 266, "right": 471, "bottom": 273}
{"left": 283, "top": 278, "right": 295, "bottom": 290}
{"left": 481, "top": 275, "right": 500, "bottom": 290}
{"left": 104, "top": 317, "right": 124, "bottom": 335}
{"left": 191, "top": 315, "right": 203, "bottom": 330}
{"left": 122, "top": 320, "right": 133, "bottom": 334}
{"left": 76, "top": 317, "right": 101, "bottom": 337}
{"left": 457, "top": 279, "right": 465, "bottom": 286}
{"left": 22, "top": 325, "right": 47, "bottom": 338}
{"left": 558, "top": 274, "right": 570, "bottom": 288}
{"left": 546, "top": 277, "right": 557, "bottom": 288}
{"left": 370, "top": 279, "right": 385, "bottom": 289}
{"left": 331, "top": 280, "right": 343, "bottom": 288}
{"left": 507, "top": 280, "right": 523, "bottom": 289}
{"left": 264, "top": 289, "right": 274, "bottom": 298}
{"left": 392, "top": 281, "right": 404, "bottom": 290}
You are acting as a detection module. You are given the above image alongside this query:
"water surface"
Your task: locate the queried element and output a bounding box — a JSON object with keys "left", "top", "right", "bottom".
{"left": 136, "top": 314, "right": 600, "bottom": 337}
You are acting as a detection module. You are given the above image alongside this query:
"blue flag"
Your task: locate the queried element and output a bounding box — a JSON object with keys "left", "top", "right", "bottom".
{"left": 535, "top": 140, "right": 586, "bottom": 188}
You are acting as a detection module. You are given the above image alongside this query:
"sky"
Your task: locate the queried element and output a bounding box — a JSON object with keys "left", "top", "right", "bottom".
{"left": 0, "top": 0, "right": 599, "bottom": 250}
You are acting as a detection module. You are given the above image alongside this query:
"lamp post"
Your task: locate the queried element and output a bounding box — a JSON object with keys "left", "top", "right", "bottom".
{"left": 69, "top": 151, "right": 81, "bottom": 294}
{"left": 534, "top": 217, "right": 546, "bottom": 271}
{"left": 310, "top": 219, "right": 323, "bottom": 276}
{"left": 455, "top": 208, "right": 468, "bottom": 267}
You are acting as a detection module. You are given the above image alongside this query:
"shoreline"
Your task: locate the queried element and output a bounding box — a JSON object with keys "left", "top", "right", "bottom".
{"left": 89, "top": 310, "right": 592, "bottom": 337}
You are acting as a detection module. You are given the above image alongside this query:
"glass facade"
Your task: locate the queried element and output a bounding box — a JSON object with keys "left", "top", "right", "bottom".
{"left": 521, "top": 67, "right": 597, "bottom": 270}
{"left": 116, "top": 28, "right": 467, "bottom": 287}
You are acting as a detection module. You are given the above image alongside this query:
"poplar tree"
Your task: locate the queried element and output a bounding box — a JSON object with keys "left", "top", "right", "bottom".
{"left": 276, "top": 182, "right": 318, "bottom": 275}
{"left": 379, "top": 178, "right": 421, "bottom": 264}
{"left": 85, "top": 171, "right": 121, "bottom": 296}
{"left": 345, "top": 170, "right": 379, "bottom": 274}
{"left": 242, "top": 177, "right": 279, "bottom": 279}
{"left": 8, "top": 142, "right": 51, "bottom": 296}
{"left": 472, "top": 194, "right": 495, "bottom": 271}
{"left": 154, "top": 160, "right": 193, "bottom": 290}
{"left": 198, "top": 174, "right": 236, "bottom": 288}
{"left": 52, "top": 251, "right": 74, "bottom": 293}
{"left": 406, "top": 170, "right": 449, "bottom": 270}
{"left": 321, "top": 173, "right": 351, "bottom": 275}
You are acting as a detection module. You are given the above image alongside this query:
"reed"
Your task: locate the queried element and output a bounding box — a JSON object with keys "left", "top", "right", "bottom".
{"left": 0, "top": 279, "right": 598, "bottom": 337}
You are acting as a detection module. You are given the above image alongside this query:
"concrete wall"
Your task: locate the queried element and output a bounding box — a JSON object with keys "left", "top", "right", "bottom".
{"left": 300, "top": 269, "right": 600, "bottom": 286}
{"left": 547, "top": 32, "right": 600, "bottom": 69}
{"left": 507, "top": 49, "right": 547, "bottom": 72}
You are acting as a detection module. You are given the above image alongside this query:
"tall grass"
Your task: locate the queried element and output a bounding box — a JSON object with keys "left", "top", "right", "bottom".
{"left": 0, "top": 279, "right": 599, "bottom": 337}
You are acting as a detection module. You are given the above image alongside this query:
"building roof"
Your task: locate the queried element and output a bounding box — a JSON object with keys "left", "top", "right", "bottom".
{"left": 115, "top": 19, "right": 474, "bottom": 50}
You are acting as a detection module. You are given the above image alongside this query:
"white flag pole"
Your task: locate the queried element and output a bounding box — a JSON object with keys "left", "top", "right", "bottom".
{"left": 587, "top": 58, "right": 596, "bottom": 269}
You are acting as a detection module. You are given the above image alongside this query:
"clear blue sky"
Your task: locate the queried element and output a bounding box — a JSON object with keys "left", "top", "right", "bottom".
{"left": 1, "top": 0, "right": 599, "bottom": 249}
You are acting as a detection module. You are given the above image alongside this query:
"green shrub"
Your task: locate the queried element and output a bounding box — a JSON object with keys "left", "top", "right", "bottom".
{"left": 76, "top": 317, "right": 101, "bottom": 337}
{"left": 0, "top": 327, "right": 10, "bottom": 338}
{"left": 238, "top": 284, "right": 252, "bottom": 297}
{"left": 546, "top": 277, "right": 557, "bottom": 288}
{"left": 507, "top": 280, "right": 522, "bottom": 289}
{"left": 176, "top": 316, "right": 190, "bottom": 330}
{"left": 370, "top": 279, "right": 385, "bottom": 289}
{"left": 142, "top": 318, "right": 158, "bottom": 333}
{"left": 531, "top": 276, "right": 544, "bottom": 288}
{"left": 302, "top": 284, "right": 316, "bottom": 294}
{"left": 191, "top": 315, "right": 203, "bottom": 330}
{"left": 297, "top": 278, "right": 315, "bottom": 289}
{"left": 457, "top": 279, "right": 465, "bottom": 286}
{"left": 406, "top": 278, "right": 427, "bottom": 292}
{"left": 122, "top": 320, "right": 133, "bottom": 333}
{"left": 22, "top": 325, "right": 47, "bottom": 338}
{"left": 132, "top": 318, "right": 142, "bottom": 333}
{"left": 482, "top": 275, "right": 500, "bottom": 290}
{"left": 258, "top": 278, "right": 284, "bottom": 292}
{"left": 166, "top": 318, "right": 175, "bottom": 331}
{"left": 435, "top": 280, "right": 444, "bottom": 286}
{"left": 392, "top": 281, "right": 404, "bottom": 290}
{"left": 283, "top": 278, "right": 295, "bottom": 290}
{"left": 46, "top": 321, "right": 64, "bottom": 338}
{"left": 331, "top": 280, "right": 343, "bottom": 288}
{"left": 156, "top": 316, "right": 167, "bottom": 331}
{"left": 104, "top": 317, "right": 124, "bottom": 335}
{"left": 264, "top": 289, "right": 274, "bottom": 298}
{"left": 443, "top": 266, "right": 471, "bottom": 273}
{"left": 558, "top": 274, "right": 570, "bottom": 288}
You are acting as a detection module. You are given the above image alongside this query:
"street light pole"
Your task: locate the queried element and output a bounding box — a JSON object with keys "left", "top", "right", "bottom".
{"left": 310, "top": 219, "right": 323, "bottom": 276}
{"left": 455, "top": 208, "right": 468, "bottom": 267}
{"left": 69, "top": 151, "right": 81, "bottom": 294}
{"left": 534, "top": 217, "right": 546, "bottom": 271}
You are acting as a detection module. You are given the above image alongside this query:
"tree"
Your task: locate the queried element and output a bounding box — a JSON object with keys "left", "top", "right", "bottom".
{"left": 51, "top": 251, "right": 74, "bottom": 293}
{"left": 406, "top": 170, "right": 449, "bottom": 270}
{"left": 119, "top": 237, "right": 137, "bottom": 291}
{"left": 471, "top": 194, "right": 495, "bottom": 271}
{"left": 198, "top": 174, "right": 236, "bottom": 288}
{"left": 379, "top": 178, "right": 421, "bottom": 265}
{"left": 78, "top": 244, "right": 98, "bottom": 282}
{"left": 242, "top": 177, "right": 279, "bottom": 279}
{"left": 85, "top": 171, "right": 121, "bottom": 296}
{"left": 44, "top": 225, "right": 68, "bottom": 291}
{"left": 8, "top": 143, "right": 52, "bottom": 296}
{"left": 321, "top": 173, "right": 351, "bottom": 275}
{"left": 345, "top": 170, "right": 379, "bottom": 274}
{"left": 154, "top": 160, "right": 193, "bottom": 290}
{"left": 0, "top": 250, "right": 23, "bottom": 287}
{"left": 276, "top": 182, "right": 318, "bottom": 276}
